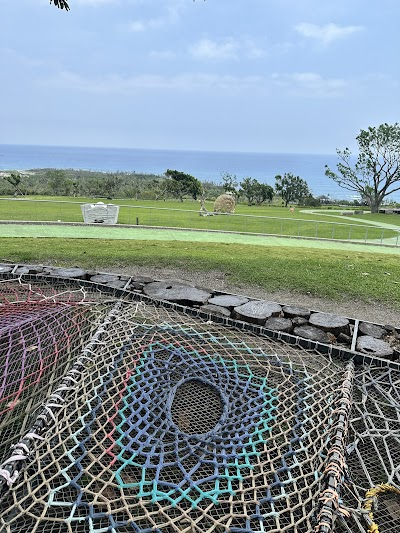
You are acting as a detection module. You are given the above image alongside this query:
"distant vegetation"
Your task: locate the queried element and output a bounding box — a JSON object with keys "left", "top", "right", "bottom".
{"left": 1, "top": 168, "right": 223, "bottom": 202}
{"left": 3, "top": 166, "right": 398, "bottom": 208}
{"left": 0, "top": 168, "right": 324, "bottom": 206}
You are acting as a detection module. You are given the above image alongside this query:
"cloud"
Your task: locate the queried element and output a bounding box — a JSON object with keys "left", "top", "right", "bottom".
{"left": 41, "top": 67, "right": 347, "bottom": 99}
{"left": 272, "top": 72, "right": 347, "bottom": 97}
{"left": 43, "top": 70, "right": 263, "bottom": 93}
{"left": 128, "top": 1, "right": 182, "bottom": 32}
{"left": 0, "top": 47, "right": 47, "bottom": 69}
{"left": 189, "top": 38, "right": 239, "bottom": 60}
{"left": 295, "top": 23, "right": 363, "bottom": 45}
{"left": 75, "top": 0, "right": 118, "bottom": 5}
{"left": 189, "top": 38, "right": 266, "bottom": 60}
{"left": 149, "top": 49, "right": 176, "bottom": 60}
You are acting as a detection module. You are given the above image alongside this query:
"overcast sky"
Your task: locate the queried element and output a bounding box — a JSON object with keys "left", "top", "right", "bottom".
{"left": 0, "top": 0, "right": 399, "bottom": 154}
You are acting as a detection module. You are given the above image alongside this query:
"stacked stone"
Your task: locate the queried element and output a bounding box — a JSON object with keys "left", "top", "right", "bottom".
{"left": 1, "top": 263, "right": 398, "bottom": 361}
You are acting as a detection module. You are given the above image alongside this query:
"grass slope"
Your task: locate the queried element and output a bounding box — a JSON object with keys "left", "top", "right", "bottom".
{"left": 1, "top": 238, "right": 399, "bottom": 306}
{"left": 0, "top": 198, "right": 398, "bottom": 241}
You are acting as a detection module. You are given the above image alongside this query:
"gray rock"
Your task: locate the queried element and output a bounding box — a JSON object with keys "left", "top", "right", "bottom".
{"left": 196, "top": 285, "right": 215, "bottom": 294}
{"left": 392, "top": 348, "right": 400, "bottom": 360}
{"left": 85, "top": 270, "right": 98, "bottom": 277}
{"left": 309, "top": 313, "right": 350, "bottom": 336}
{"left": 207, "top": 294, "right": 249, "bottom": 309}
{"left": 14, "top": 264, "right": 44, "bottom": 274}
{"left": 293, "top": 326, "right": 331, "bottom": 343}
{"left": 143, "top": 281, "right": 211, "bottom": 306}
{"left": 282, "top": 305, "right": 311, "bottom": 319}
{"left": 233, "top": 301, "right": 282, "bottom": 325}
{"left": 90, "top": 274, "right": 120, "bottom": 284}
{"left": 200, "top": 304, "right": 231, "bottom": 318}
{"left": 356, "top": 336, "right": 394, "bottom": 358}
{"left": 384, "top": 324, "right": 396, "bottom": 333}
{"left": 358, "top": 322, "right": 386, "bottom": 339}
{"left": 133, "top": 276, "right": 155, "bottom": 283}
{"left": 130, "top": 281, "right": 146, "bottom": 291}
{"left": 159, "top": 278, "right": 192, "bottom": 287}
{"left": 0, "top": 265, "right": 13, "bottom": 273}
{"left": 337, "top": 333, "right": 352, "bottom": 345}
{"left": 13, "top": 266, "right": 30, "bottom": 275}
{"left": 265, "top": 317, "right": 293, "bottom": 333}
{"left": 292, "top": 316, "right": 309, "bottom": 327}
{"left": 45, "top": 267, "right": 87, "bottom": 279}
{"left": 106, "top": 280, "right": 128, "bottom": 289}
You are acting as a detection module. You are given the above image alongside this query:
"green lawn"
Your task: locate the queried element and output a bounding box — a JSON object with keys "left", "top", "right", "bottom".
{"left": 346, "top": 212, "right": 400, "bottom": 225}
{"left": 1, "top": 237, "right": 400, "bottom": 307}
{"left": 0, "top": 197, "right": 398, "bottom": 242}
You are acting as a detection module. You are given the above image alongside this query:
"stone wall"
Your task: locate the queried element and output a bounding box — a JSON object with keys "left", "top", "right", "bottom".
{"left": 0, "top": 262, "right": 399, "bottom": 363}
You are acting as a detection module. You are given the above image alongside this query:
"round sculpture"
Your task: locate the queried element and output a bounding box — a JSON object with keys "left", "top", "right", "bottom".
{"left": 213, "top": 193, "right": 236, "bottom": 213}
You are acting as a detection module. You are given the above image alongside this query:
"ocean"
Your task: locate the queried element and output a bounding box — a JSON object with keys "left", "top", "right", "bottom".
{"left": 0, "top": 143, "right": 370, "bottom": 200}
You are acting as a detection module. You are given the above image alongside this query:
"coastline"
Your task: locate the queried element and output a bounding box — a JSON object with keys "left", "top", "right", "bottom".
{"left": 0, "top": 144, "right": 355, "bottom": 200}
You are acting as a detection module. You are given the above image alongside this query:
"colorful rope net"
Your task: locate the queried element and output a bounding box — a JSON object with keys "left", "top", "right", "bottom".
{"left": 0, "top": 277, "right": 399, "bottom": 532}
{"left": 0, "top": 278, "right": 112, "bottom": 464}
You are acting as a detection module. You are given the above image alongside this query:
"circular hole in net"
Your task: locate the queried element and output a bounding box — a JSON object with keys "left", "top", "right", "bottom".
{"left": 171, "top": 379, "right": 224, "bottom": 435}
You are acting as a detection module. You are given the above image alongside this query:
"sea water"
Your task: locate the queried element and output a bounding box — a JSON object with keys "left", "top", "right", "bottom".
{"left": 0, "top": 143, "right": 377, "bottom": 200}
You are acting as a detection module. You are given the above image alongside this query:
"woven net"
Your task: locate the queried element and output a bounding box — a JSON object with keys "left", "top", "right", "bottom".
{"left": 335, "top": 365, "right": 400, "bottom": 533}
{"left": 0, "top": 276, "right": 399, "bottom": 533}
{"left": 0, "top": 278, "right": 110, "bottom": 465}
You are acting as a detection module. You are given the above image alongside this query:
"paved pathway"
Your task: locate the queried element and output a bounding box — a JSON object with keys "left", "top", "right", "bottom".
{"left": 300, "top": 209, "right": 400, "bottom": 229}
{"left": 1, "top": 222, "right": 399, "bottom": 255}
{"left": 300, "top": 209, "right": 400, "bottom": 245}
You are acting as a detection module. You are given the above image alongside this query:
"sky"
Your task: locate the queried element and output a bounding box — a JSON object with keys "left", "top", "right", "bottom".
{"left": 0, "top": 0, "right": 399, "bottom": 154}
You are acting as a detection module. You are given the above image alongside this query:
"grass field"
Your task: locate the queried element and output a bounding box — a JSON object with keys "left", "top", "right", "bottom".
{"left": 0, "top": 197, "right": 399, "bottom": 242}
{"left": 1, "top": 196, "right": 400, "bottom": 308}
{"left": 1, "top": 237, "right": 400, "bottom": 307}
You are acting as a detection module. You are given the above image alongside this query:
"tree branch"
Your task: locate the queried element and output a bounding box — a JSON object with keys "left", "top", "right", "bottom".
{"left": 50, "top": 0, "right": 70, "bottom": 10}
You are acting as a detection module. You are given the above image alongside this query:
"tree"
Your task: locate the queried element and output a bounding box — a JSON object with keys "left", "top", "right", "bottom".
{"left": 101, "top": 173, "right": 123, "bottom": 199}
{"left": 239, "top": 177, "right": 258, "bottom": 204}
{"left": 325, "top": 123, "right": 400, "bottom": 213}
{"left": 220, "top": 172, "right": 238, "bottom": 194}
{"left": 164, "top": 169, "right": 202, "bottom": 202}
{"left": 239, "top": 178, "right": 274, "bottom": 205}
{"left": 2, "top": 173, "right": 25, "bottom": 196}
{"left": 46, "top": 169, "right": 70, "bottom": 196}
{"left": 50, "top": 0, "right": 70, "bottom": 10}
{"left": 254, "top": 183, "right": 274, "bottom": 205}
{"left": 275, "top": 173, "right": 310, "bottom": 206}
